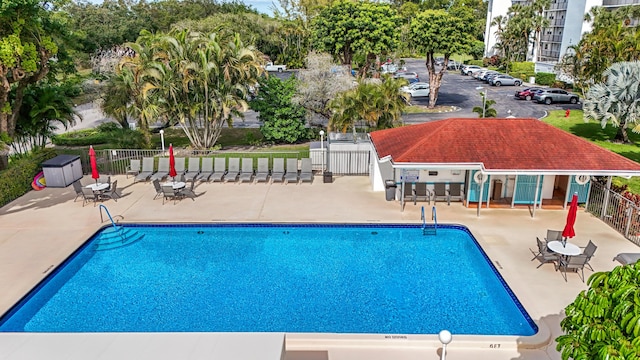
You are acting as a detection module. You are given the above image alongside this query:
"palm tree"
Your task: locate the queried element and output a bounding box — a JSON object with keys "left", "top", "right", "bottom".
{"left": 101, "top": 72, "right": 132, "bottom": 129}
{"left": 329, "top": 77, "right": 407, "bottom": 133}
{"left": 13, "top": 84, "right": 79, "bottom": 153}
{"left": 472, "top": 92, "right": 497, "bottom": 118}
{"left": 584, "top": 61, "right": 640, "bottom": 143}
{"left": 151, "top": 29, "right": 264, "bottom": 149}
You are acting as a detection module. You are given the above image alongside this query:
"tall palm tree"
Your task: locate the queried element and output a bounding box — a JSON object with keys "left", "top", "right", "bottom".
{"left": 151, "top": 29, "right": 264, "bottom": 149}
{"left": 584, "top": 61, "right": 640, "bottom": 143}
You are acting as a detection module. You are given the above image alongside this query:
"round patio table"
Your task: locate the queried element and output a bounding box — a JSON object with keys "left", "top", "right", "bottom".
{"left": 547, "top": 241, "right": 581, "bottom": 256}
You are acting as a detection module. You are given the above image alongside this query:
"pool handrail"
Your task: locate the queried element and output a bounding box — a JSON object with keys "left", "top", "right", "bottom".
{"left": 432, "top": 205, "right": 438, "bottom": 235}
{"left": 99, "top": 204, "right": 118, "bottom": 231}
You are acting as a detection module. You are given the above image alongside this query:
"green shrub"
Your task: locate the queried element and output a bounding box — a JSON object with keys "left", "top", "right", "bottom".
{"left": 508, "top": 61, "right": 535, "bottom": 81}
{"left": 52, "top": 124, "right": 145, "bottom": 148}
{"left": 536, "top": 72, "right": 556, "bottom": 86}
{"left": 51, "top": 129, "right": 109, "bottom": 146}
{"left": 466, "top": 59, "right": 483, "bottom": 66}
{"left": 0, "top": 149, "right": 57, "bottom": 208}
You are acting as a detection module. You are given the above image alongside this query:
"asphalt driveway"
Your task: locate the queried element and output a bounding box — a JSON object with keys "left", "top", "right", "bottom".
{"left": 400, "top": 58, "right": 582, "bottom": 122}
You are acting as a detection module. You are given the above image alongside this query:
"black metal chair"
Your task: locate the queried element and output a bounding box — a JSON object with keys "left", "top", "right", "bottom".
{"left": 72, "top": 181, "right": 83, "bottom": 202}
{"left": 100, "top": 180, "right": 120, "bottom": 202}
{"left": 81, "top": 187, "right": 97, "bottom": 207}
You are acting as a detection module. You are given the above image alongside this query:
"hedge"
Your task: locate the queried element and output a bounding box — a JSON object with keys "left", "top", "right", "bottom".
{"left": 0, "top": 149, "right": 58, "bottom": 208}
{"left": 465, "top": 60, "right": 484, "bottom": 66}
{"left": 508, "top": 61, "right": 535, "bottom": 82}
{"left": 536, "top": 72, "right": 556, "bottom": 86}
{"left": 51, "top": 128, "right": 109, "bottom": 146}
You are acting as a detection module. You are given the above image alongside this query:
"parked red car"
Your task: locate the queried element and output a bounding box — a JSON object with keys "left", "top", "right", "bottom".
{"left": 514, "top": 87, "right": 542, "bottom": 101}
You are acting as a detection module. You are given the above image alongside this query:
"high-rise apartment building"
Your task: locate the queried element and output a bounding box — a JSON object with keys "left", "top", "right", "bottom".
{"left": 484, "top": 0, "right": 640, "bottom": 64}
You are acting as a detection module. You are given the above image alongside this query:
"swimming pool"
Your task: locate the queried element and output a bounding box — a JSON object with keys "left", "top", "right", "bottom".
{"left": 0, "top": 223, "right": 537, "bottom": 335}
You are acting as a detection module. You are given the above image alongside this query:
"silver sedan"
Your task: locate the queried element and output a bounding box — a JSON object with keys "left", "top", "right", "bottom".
{"left": 489, "top": 75, "right": 523, "bottom": 87}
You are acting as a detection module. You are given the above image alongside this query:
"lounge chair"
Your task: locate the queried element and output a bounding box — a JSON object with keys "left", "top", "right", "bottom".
{"left": 581, "top": 240, "right": 597, "bottom": 271}
{"left": 135, "top": 157, "right": 154, "bottom": 182}
{"left": 530, "top": 237, "right": 559, "bottom": 268}
{"left": 613, "top": 253, "right": 640, "bottom": 265}
{"left": 100, "top": 180, "right": 120, "bottom": 202}
{"left": 226, "top": 158, "right": 240, "bottom": 182}
{"left": 403, "top": 183, "right": 415, "bottom": 204}
{"left": 81, "top": 187, "right": 98, "bottom": 207}
{"left": 414, "top": 183, "right": 430, "bottom": 204}
{"left": 174, "top": 157, "right": 186, "bottom": 175}
{"left": 184, "top": 157, "right": 201, "bottom": 181}
{"left": 150, "top": 158, "right": 170, "bottom": 181}
{"left": 271, "top": 158, "right": 285, "bottom": 183}
{"left": 448, "top": 183, "right": 464, "bottom": 203}
{"left": 72, "top": 180, "right": 83, "bottom": 202}
{"left": 209, "top": 158, "right": 227, "bottom": 182}
{"left": 284, "top": 158, "right": 299, "bottom": 184}
{"left": 299, "top": 158, "right": 313, "bottom": 183}
{"left": 432, "top": 183, "right": 449, "bottom": 204}
{"left": 161, "top": 185, "right": 181, "bottom": 205}
{"left": 199, "top": 158, "right": 214, "bottom": 182}
{"left": 239, "top": 158, "right": 254, "bottom": 183}
{"left": 559, "top": 254, "right": 589, "bottom": 282}
{"left": 254, "top": 158, "right": 269, "bottom": 183}
{"left": 126, "top": 159, "right": 140, "bottom": 179}
{"left": 152, "top": 179, "right": 163, "bottom": 199}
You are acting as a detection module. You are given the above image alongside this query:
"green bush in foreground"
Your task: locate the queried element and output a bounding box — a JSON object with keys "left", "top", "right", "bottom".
{"left": 0, "top": 149, "right": 57, "bottom": 208}
{"left": 557, "top": 262, "right": 640, "bottom": 359}
{"left": 535, "top": 72, "right": 556, "bottom": 86}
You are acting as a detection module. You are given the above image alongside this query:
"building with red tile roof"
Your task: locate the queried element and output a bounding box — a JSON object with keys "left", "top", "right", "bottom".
{"left": 368, "top": 118, "right": 640, "bottom": 212}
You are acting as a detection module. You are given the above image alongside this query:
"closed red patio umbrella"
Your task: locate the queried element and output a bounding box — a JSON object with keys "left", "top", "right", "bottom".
{"left": 168, "top": 144, "right": 177, "bottom": 181}
{"left": 89, "top": 145, "right": 100, "bottom": 184}
{"left": 562, "top": 192, "right": 578, "bottom": 242}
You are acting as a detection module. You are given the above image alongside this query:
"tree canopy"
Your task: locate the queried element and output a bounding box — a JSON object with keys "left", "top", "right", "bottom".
{"left": 0, "top": 0, "right": 63, "bottom": 141}
{"left": 409, "top": 9, "right": 474, "bottom": 107}
{"left": 311, "top": 0, "right": 401, "bottom": 73}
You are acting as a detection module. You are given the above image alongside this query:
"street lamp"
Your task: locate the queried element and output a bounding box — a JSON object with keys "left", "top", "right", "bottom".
{"left": 319, "top": 130, "right": 325, "bottom": 173}
{"left": 475, "top": 86, "right": 486, "bottom": 118}
{"left": 438, "top": 330, "right": 452, "bottom": 360}
{"left": 159, "top": 129, "right": 165, "bottom": 153}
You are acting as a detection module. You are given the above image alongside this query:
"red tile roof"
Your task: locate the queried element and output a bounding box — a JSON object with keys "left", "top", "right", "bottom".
{"left": 369, "top": 118, "right": 640, "bottom": 172}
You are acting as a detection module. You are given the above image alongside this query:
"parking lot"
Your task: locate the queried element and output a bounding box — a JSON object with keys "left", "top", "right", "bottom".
{"left": 400, "top": 58, "right": 582, "bottom": 120}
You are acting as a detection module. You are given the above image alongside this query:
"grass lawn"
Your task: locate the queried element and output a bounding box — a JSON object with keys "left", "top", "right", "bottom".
{"left": 543, "top": 110, "right": 640, "bottom": 193}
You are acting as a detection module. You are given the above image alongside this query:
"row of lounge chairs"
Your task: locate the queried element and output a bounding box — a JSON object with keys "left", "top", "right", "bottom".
{"left": 131, "top": 157, "right": 313, "bottom": 184}
{"left": 403, "top": 182, "right": 463, "bottom": 205}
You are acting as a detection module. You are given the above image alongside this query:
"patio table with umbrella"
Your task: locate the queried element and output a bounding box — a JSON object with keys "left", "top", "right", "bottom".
{"left": 86, "top": 145, "right": 109, "bottom": 193}
{"left": 164, "top": 144, "right": 185, "bottom": 190}
{"left": 547, "top": 192, "right": 582, "bottom": 256}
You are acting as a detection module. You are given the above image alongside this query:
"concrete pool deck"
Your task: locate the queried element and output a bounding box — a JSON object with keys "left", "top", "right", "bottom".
{"left": 1, "top": 175, "right": 638, "bottom": 360}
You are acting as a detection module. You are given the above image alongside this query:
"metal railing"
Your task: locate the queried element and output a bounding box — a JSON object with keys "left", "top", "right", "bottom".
{"left": 69, "top": 148, "right": 371, "bottom": 176}
{"left": 586, "top": 181, "right": 640, "bottom": 246}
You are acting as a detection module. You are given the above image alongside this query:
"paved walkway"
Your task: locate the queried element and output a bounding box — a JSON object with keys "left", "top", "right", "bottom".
{"left": 1, "top": 175, "right": 638, "bottom": 360}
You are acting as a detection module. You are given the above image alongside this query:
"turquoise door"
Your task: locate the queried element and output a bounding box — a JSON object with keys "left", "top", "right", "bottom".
{"left": 468, "top": 170, "right": 490, "bottom": 202}
{"left": 568, "top": 176, "right": 590, "bottom": 203}
{"left": 514, "top": 175, "right": 544, "bottom": 204}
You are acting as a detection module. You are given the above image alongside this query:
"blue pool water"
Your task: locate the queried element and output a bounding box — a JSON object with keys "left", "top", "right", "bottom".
{"left": 0, "top": 224, "right": 537, "bottom": 335}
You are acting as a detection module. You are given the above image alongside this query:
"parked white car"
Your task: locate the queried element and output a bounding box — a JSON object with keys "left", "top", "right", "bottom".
{"left": 401, "top": 82, "right": 430, "bottom": 98}
{"left": 264, "top": 62, "right": 286, "bottom": 72}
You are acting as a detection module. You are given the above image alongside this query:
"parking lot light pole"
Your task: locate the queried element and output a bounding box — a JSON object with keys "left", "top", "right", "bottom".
{"left": 159, "top": 129, "right": 165, "bottom": 153}
{"left": 476, "top": 86, "right": 486, "bottom": 118}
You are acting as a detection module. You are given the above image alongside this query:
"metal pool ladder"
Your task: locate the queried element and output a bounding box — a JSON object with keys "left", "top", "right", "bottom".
{"left": 96, "top": 205, "right": 144, "bottom": 251}
{"left": 421, "top": 206, "right": 438, "bottom": 235}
